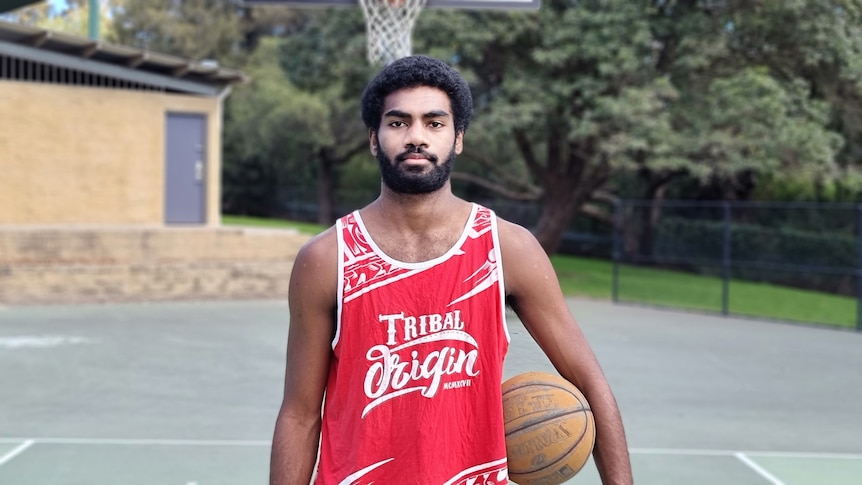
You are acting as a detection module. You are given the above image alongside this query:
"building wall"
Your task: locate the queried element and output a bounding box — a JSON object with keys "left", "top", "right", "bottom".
{"left": 0, "top": 80, "right": 223, "bottom": 225}
{"left": 0, "top": 226, "right": 310, "bottom": 304}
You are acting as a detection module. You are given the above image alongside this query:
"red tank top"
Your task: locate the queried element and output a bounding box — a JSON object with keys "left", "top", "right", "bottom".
{"left": 315, "top": 203, "right": 510, "bottom": 484}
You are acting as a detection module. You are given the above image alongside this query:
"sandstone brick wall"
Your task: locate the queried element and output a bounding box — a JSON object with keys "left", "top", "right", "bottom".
{"left": 0, "top": 80, "right": 223, "bottom": 225}
{"left": 0, "top": 227, "right": 311, "bottom": 305}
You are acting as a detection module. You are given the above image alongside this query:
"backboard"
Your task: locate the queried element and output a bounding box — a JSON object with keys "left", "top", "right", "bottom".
{"left": 244, "top": 0, "right": 541, "bottom": 10}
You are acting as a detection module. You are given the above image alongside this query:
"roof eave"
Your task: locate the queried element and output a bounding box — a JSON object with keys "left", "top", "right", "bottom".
{"left": 0, "top": 20, "right": 247, "bottom": 93}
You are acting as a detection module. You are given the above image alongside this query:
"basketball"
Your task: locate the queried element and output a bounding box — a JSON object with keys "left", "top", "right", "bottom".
{"left": 502, "top": 372, "right": 596, "bottom": 485}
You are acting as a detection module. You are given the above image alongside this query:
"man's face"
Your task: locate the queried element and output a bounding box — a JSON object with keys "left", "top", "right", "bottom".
{"left": 371, "top": 86, "right": 464, "bottom": 194}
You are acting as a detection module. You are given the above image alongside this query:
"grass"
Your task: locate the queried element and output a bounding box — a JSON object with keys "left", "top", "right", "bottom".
{"left": 222, "top": 215, "right": 327, "bottom": 235}
{"left": 554, "top": 255, "right": 857, "bottom": 329}
{"left": 224, "top": 215, "right": 858, "bottom": 330}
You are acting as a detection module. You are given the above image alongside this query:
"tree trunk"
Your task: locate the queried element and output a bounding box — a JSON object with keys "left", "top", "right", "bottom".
{"left": 532, "top": 180, "right": 588, "bottom": 254}
{"left": 317, "top": 156, "right": 335, "bottom": 225}
{"left": 315, "top": 141, "right": 367, "bottom": 226}
{"left": 638, "top": 183, "right": 667, "bottom": 259}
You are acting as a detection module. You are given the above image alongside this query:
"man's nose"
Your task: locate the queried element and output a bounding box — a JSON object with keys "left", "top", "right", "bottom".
{"left": 404, "top": 123, "right": 429, "bottom": 148}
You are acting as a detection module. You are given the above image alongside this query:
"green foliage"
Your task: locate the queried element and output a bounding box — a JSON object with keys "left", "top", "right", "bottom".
{"left": 716, "top": 0, "right": 862, "bottom": 173}
{"left": 273, "top": 10, "right": 381, "bottom": 222}
{"left": 414, "top": 0, "right": 854, "bottom": 251}
{"left": 337, "top": 157, "right": 382, "bottom": 209}
{"left": 678, "top": 68, "right": 843, "bottom": 180}
{"left": 222, "top": 38, "right": 329, "bottom": 216}
{"left": 431, "top": 0, "right": 665, "bottom": 165}
{"left": 753, "top": 173, "right": 862, "bottom": 202}
{"left": 274, "top": 9, "right": 374, "bottom": 160}
{"left": 111, "top": 0, "right": 245, "bottom": 64}
{"left": 277, "top": 10, "right": 373, "bottom": 97}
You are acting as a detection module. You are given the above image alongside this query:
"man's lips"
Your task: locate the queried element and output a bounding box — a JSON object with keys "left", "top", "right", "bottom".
{"left": 397, "top": 152, "right": 435, "bottom": 164}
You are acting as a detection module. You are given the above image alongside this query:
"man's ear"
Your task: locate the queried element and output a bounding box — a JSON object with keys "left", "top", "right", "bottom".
{"left": 369, "top": 130, "right": 378, "bottom": 156}
{"left": 455, "top": 131, "right": 464, "bottom": 155}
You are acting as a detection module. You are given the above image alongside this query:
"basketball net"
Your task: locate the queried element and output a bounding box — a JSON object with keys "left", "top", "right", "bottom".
{"left": 358, "top": 0, "right": 428, "bottom": 65}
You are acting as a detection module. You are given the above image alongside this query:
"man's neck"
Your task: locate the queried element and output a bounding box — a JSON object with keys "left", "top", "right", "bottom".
{"left": 357, "top": 183, "right": 473, "bottom": 262}
{"left": 371, "top": 183, "right": 463, "bottom": 231}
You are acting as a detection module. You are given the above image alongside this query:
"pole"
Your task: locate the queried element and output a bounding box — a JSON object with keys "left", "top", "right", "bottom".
{"left": 612, "top": 199, "right": 622, "bottom": 303}
{"left": 722, "top": 201, "right": 731, "bottom": 316}
{"left": 88, "top": 0, "right": 99, "bottom": 40}
{"left": 856, "top": 204, "right": 862, "bottom": 331}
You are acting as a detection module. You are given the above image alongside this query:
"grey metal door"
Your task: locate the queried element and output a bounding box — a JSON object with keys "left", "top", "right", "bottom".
{"left": 165, "top": 113, "right": 206, "bottom": 224}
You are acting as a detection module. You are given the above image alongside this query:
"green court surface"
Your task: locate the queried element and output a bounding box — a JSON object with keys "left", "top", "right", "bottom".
{"left": 1, "top": 299, "right": 860, "bottom": 484}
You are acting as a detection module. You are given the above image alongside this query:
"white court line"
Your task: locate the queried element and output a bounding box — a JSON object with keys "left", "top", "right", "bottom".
{"left": 1, "top": 439, "right": 860, "bottom": 459}
{"left": 0, "top": 336, "right": 93, "bottom": 349}
{"left": 735, "top": 452, "right": 785, "bottom": 485}
{"left": 0, "top": 437, "right": 269, "bottom": 447}
{"left": 630, "top": 447, "right": 862, "bottom": 460}
{"left": 0, "top": 440, "right": 34, "bottom": 466}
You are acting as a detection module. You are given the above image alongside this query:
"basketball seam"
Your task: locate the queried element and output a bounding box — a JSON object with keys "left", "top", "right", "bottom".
{"left": 502, "top": 374, "right": 596, "bottom": 478}
{"left": 502, "top": 382, "right": 590, "bottom": 429}
{"left": 504, "top": 408, "right": 590, "bottom": 433}
{"left": 507, "top": 411, "right": 595, "bottom": 476}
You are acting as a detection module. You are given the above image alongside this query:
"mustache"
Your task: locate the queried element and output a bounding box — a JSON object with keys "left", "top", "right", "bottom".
{"left": 394, "top": 146, "right": 438, "bottom": 163}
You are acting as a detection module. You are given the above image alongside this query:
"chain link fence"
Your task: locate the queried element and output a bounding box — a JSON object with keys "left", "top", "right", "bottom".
{"left": 272, "top": 192, "right": 860, "bottom": 330}
{"left": 611, "top": 200, "right": 861, "bottom": 330}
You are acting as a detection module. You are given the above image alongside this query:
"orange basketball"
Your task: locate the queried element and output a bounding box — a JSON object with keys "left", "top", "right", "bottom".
{"left": 502, "top": 372, "right": 596, "bottom": 485}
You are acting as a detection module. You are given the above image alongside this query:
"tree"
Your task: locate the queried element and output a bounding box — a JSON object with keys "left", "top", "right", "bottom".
{"left": 110, "top": 0, "right": 245, "bottom": 64}
{"left": 415, "top": 0, "right": 847, "bottom": 253}
{"left": 718, "top": 0, "right": 862, "bottom": 182}
{"left": 110, "top": 0, "right": 306, "bottom": 65}
{"left": 277, "top": 9, "right": 377, "bottom": 224}
{"left": 222, "top": 38, "right": 329, "bottom": 217}
{"left": 417, "top": 1, "right": 687, "bottom": 252}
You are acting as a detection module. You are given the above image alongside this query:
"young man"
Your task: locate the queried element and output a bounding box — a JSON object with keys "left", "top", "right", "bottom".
{"left": 270, "top": 55, "right": 633, "bottom": 485}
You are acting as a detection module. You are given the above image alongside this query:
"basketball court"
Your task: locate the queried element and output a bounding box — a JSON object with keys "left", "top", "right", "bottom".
{"left": 3, "top": 1, "right": 861, "bottom": 483}
{"left": 1, "top": 298, "right": 860, "bottom": 484}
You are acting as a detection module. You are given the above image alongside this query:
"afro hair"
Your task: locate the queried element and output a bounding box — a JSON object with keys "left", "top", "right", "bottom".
{"left": 360, "top": 55, "right": 473, "bottom": 135}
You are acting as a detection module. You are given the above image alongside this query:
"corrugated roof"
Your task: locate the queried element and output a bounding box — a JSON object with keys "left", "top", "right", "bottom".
{"left": 0, "top": 20, "right": 247, "bottom": 92}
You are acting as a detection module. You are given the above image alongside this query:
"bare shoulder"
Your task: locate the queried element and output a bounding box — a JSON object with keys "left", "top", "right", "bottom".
{"left": 495, "top": 217, "right": 556, "bottom": 298}
{"left": 496, "top": 218, "right": 542, "bottom": 254}
{"left": 294, "top": 226, "right": 338, "bottom": 268}
{"left": 289, "top": 226, "right": 339, "bottom": 305}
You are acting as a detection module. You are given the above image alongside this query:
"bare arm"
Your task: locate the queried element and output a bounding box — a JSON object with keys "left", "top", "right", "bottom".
{"left": 270, "top": 229, "right": 338, "bottom": 485}
{"left": 499, "top": 221, "right": 633, "bottom": 485}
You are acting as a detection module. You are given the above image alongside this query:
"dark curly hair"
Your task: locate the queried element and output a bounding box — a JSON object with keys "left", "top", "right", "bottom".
{"left": 360, "top": 55, "right": 473, "bottom": 135}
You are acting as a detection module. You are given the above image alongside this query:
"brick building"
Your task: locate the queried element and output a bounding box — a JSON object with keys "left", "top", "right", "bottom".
{"left": 0, "top": 20, "right": 308, "bottom": 304}
{"left": 0, "top": 20, "right": 245, "bottom": 225}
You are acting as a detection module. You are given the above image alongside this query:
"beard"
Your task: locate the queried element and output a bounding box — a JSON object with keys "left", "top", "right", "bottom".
{"left": 377, "top": 141, "right": 456, "bottom": 195}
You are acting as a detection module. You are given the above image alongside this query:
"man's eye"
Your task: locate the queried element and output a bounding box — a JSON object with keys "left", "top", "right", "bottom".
{"left": 389, "top": 120, "right": 406, "bottom": 127}
{"left": 429, "top": 121, "right": 444, "bottom": 128}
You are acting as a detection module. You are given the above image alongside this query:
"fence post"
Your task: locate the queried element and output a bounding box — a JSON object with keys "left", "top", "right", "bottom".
{"left": 722, "top": 201, "right": 731, "bottom": 316}
{"left": 857, "top": 204, "right": 862, "bottom": 331}
{"left": 612, "top": 199, "right": 622, "bottom": 303}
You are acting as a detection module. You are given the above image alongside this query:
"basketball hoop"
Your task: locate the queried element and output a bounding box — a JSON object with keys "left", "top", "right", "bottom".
{"left": 241, "top": 1, "right": 541, "bottom": 65}
{"left": 358, "top": 0, "right": 428, "bottom": 65}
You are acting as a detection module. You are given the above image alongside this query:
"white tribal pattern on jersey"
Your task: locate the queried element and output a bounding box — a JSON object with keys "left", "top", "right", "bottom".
{"left": 315, "top": 203, "right": 510, "bottom": 485}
